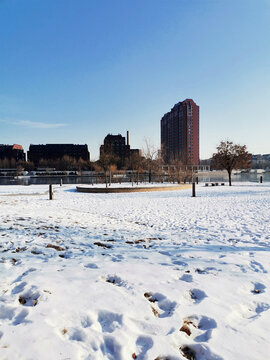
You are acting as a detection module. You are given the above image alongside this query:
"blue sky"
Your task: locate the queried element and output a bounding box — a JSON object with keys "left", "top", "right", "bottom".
{"left": 1, "top": 0, "right": 270, "bottom": 160}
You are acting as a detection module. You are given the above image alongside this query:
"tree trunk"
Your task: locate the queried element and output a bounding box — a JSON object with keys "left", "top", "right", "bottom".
{"left": 109, "top": 169, "right": 112, "bottom": 186}
{"left": 177, "top": 170, "right": 181, "bottom": 184}
{"left": 105, "top": 170, "right": 108, "bottom": 188}
{"left": 228, "top": 170, "right": 232, "bottom": 186}
{"left": 149, "top": 170, "right": 152, "bottom": 183}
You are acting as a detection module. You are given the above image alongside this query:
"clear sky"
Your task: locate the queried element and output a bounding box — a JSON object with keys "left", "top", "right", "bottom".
{"left": 1, "top": 0, "right": 270, "bottom": 160}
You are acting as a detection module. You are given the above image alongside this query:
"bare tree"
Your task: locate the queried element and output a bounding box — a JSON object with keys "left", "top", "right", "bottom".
{"left": 174, "top": 160, "right": 184, "bottom": 184}
{"left": 15, "top": 164, "right": 24, "bottom": 177}
{"left": 97, "top": 152, "right": 118, "bottom": 188}
{"left": 167, "top": 160, "right": 193, "bottom": 184}
{"left": 19, "top": 161, "right": 35, "bottom": 172}
{"left": 108, "top": 164, "right": 117, "bottom": 186}
{"left": 143, "top": 138, "right": 158, "bottom": 183}
{"left": 125, "top": 152, "right": 142, "bottom": 186}
{"left": 212, "top": 140, "right": 252, "bottom": 186}
{"left": 155, "top": 147, "right": 165, "bottom": 183}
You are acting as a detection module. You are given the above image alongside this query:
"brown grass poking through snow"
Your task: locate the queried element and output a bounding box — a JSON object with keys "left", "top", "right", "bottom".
{"left": 46, "top": 244, "right": 65, "bottom": 251}
{"left": 151, "top": 306, "right": 160, "bottom": 317}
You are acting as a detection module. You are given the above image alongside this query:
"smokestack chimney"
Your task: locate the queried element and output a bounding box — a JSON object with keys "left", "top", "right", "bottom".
{"left": 127, "top": 131, "right": 130, "bottom": 146}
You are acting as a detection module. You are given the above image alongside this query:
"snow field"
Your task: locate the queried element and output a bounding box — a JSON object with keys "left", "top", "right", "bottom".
{"left": 0, "top": 183, "right": 270, "bottom": 360}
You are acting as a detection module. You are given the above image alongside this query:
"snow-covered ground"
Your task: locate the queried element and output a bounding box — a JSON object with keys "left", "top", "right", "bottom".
{"left": 0, "top": 183, "right": 270, "bottom": 360}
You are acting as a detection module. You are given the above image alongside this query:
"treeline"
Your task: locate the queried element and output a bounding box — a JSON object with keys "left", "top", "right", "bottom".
{"left": 96, "top": 151, "right": 194, "bottom": 187}
{"left": 0, "top": 152, "right": 196, "bottom": 185}
{"left": 0, "top": 156, "right": 94, "bottom": 171}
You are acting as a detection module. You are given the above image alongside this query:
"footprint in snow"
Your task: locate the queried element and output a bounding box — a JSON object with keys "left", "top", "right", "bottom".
{"left": 104, "top": 274, "right": 127, "bottom": 287}
{"left": 179, "top": 315, "right": 217, "bottom": 342}
{"left": 11, "top": 281, "right": 27, "bottom": 295}
{"left": 100, "top": 335, "right": 122, "bottom": 360}
{"left": 180, "top": 344, "right": 223, "bottom": 360}
{"left": 18, "top": 286, "right": 40, "bottom": 307}
{"left": 30, "top": 247, "right": 44, "bottom": 255}
{"left": 180, "top": 274, "right": 193, "bottom": 283}
{"left": 254, "top": 302, "right": 270, "bottom": 316}
{"left": 84, "top": 263, "right": 99, "bottom": 269}
{"left": 135, "top": 335, "right": 153, "bottom": 360}
{"left": 172, "top": 260, "right": 188, "bottom": 267}
{"left": 188, "top": 289, "right": 207, "bottom": 304}
{"left": 229, "top": 301, "right": 270, "bottom": 322}
{"left": 195, "top": 267, "right": 218, "bottom": 275}
{"left": 69, "top": 328, "right": 86, "bottom": 342}
{"left": 10, "top": 258, "right": 21, "bottom": 266}
{"left": 98, "top": 310, "right": 123, "bottom": 333}
{"left": 12, "top": 309, "right": 30, "bottom": 326}
{"left": 144, "top": 292, "right": 177, "bottom": 318}
{"left": 12, "top": 268, "right": 36, "bottom": 283}
{"left": 111, "top": 254, "right": 124, "bottom": 263}
{"left": 251, "top": 282, "right": 266, "bottom": 294}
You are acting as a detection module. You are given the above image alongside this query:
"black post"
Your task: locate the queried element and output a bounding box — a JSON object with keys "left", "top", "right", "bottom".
{"left": 260, "top": 176, "right": 263, "bottom": 184}
{"left": 196, "top": 176, "right": 199, "bottom": 184}
{"left": 49, "top": 184, "right": 53, "bottom": 200}
{"left": 192, "top": 182, "right": 196, "bottom": 197}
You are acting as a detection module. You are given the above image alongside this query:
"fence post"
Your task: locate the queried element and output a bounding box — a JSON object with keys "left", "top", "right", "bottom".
{"left": 192, "top": 182, "right": 196, "bottom": 197}
{"left": 60, "top": 178, "right": 63, "bottom": 186}
{"left": 260, "top": 176, "right": 263, "bottom": 183}
{"left": 49, "top": 184, "right": 53, "bottom": 200}
{"left": 196, "top": 176, "right": 199, "bottom": 184}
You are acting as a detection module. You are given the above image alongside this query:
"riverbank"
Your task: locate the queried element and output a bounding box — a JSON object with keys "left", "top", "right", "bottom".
{"left": 1, "top": 170, "right": 270, "bottom": 186}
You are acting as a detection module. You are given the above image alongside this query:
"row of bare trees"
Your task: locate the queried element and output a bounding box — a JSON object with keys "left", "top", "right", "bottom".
{"left": 0, "top": 158, "right": 21, "bottom": 169}
{"left": 96, "top": 140, "right": 198, "bottom": 187}
{"left": 0, "top": 156, "right": 93, "bottom": 172}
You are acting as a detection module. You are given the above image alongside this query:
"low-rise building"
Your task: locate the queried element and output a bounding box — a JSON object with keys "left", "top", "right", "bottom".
{"left": 100, "top": 132, "right": 140, "bottom": 167}
{"left": 0, "top": 144, "right": 26, "bottom": 162}
{"left": 27, "top": 144, "right": 90, "bottom": 165}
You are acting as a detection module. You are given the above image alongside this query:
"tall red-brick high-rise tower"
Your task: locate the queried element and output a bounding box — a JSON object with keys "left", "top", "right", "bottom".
{"left": 161, "top": 99, "right": 199, "bottom": 165}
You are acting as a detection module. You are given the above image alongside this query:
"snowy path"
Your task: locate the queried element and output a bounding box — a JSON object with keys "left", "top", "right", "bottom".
{"left": 0, "top": 183, "right": 270, "bottom": 359}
